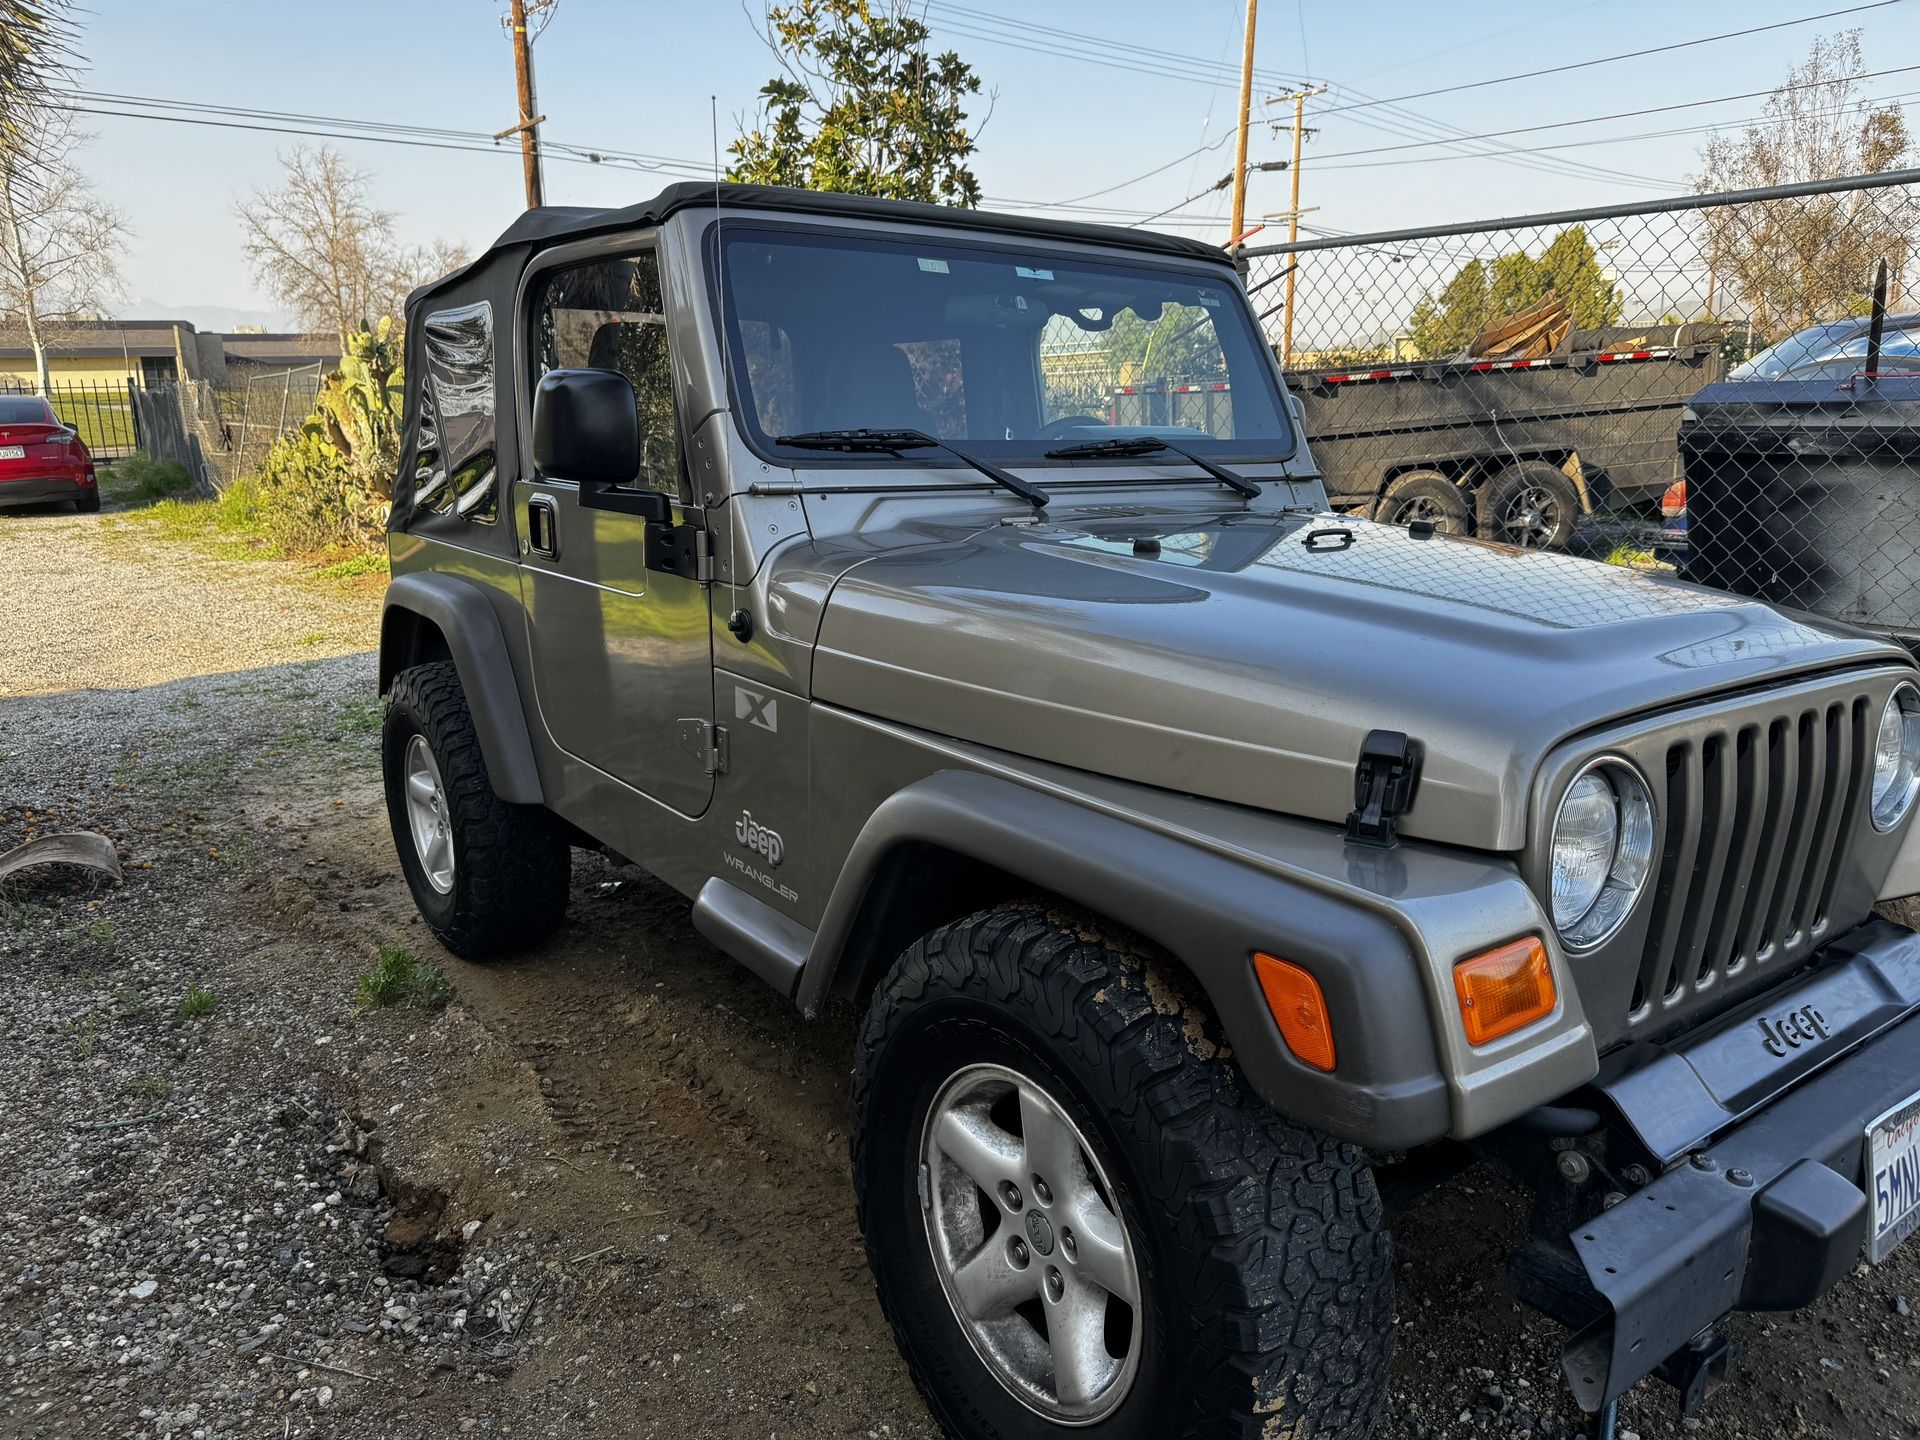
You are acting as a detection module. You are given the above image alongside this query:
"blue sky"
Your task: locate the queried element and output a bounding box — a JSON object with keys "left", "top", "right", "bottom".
{"left": 73, "top": 0, "right": 1920, "bottom": 319}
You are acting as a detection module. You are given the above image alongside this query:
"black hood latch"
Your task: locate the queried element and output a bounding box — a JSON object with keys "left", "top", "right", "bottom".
{"left": 1346, "top": 729, "right": 1423, "bottom": 848}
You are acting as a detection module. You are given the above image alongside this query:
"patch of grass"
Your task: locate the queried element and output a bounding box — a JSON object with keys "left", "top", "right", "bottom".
{"left": 127, "top": 1075, "right": 170, "bottom": 1100}
{"left": 112, "top": 985, "right": 147, "bottom": 1021}
{"left": 60, "top": 1011, "right": 102, "bottom": 1058}
{"left": 102, "top": 452, "right": 194, "bottom": 505}
{"left": 336, "top": 697, "right": 383, "bottom": 736}
{"left": 1605, "top": 544, "right": 1658, "bottom": 570}
{"left": 315, "top": 551, "right": 390, "bottom": 580}
{"left": 296, "top": 630, "right": 328, "bottom": 647}
{"left": 212, "top": 833, "right": 260, "bottom": 869}
{"left": 175, "top": 984, "right": 219, "bottom": 1020}
{"left": 355, "top": 943, "right": 454, "bottom": 1011}
{"left": 62, "top": 915, "right": 115, "bottom": 949}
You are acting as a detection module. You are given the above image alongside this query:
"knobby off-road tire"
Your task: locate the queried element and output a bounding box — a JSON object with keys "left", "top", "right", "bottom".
{"left": 382, "top": 661, "right": 569, "bottom": 959}
{"left": 852, "top": 904, "right": 1392, "bottom": 1440}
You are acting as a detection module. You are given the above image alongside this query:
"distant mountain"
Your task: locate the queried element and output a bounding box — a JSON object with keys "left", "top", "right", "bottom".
{"left": 111, "top": 297, "right": 301, "bottom": 334}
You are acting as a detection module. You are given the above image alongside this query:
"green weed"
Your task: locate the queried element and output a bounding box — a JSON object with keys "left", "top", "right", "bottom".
{"left": 175, "top": 984, "right": 219, "bottom": 1020}
{"left": 354, "top": 943, "right": 454, "bottom": 1011}
{"left": 127, "top": 1075, "right": 170, "bottom": 1100}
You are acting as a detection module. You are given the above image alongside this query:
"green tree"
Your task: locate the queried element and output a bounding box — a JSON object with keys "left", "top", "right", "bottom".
{"left": 1100, "top": 304, "right": 1225, "bottom": 382}
{"left": 1, "top": 1, "right": 71, "bottom": 164}
{"left": 729, "top": 0, "right": 987, "bottom": 206}
{"left": 1404, "top": 227, "right": 1622, "bottom": 358}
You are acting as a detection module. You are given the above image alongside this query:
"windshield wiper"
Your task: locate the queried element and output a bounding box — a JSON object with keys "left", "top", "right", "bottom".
{"left": 775, "top": 427, "right": 1050, "bottom": 509}
{"left": 1043, "top": 435, "right": 1262, "bottom": 499}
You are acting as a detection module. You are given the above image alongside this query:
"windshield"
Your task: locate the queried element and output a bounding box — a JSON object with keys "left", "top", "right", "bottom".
{"left": 0, "top": 397, "right": 53, "bottom": 424}
{"left": 715, "top": 225, "right": 1294, "bottom": 465}
{"left": 1730, "top": 321, "right": 1860, "bottom": 380}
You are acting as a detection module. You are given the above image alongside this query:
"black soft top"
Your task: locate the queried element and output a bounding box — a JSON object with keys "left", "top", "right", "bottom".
{"left": 410, "top": 181, "right": 1229, "bottom": 313}
{"left": 391, "top": 184, "right": 1229, "bottom": 554}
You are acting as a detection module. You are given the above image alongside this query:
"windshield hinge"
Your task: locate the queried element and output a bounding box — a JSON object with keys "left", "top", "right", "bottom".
{"left": 1345, "top": 729, "right": 1422, "bottom": 848}
{"left": 677, "top": 718, "right": 729, "bottom": 776}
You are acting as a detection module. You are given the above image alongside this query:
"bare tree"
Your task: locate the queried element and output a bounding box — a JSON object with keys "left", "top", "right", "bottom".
{"left": 0, "top": 114, "right": 127, "bottom": 395}
{"left": 1695, "top": 31, "right": 1912, "bottom": 335}
{"left": 236, "top": 146, "right": 397, "bottom": 338}
{"left": 236, "top": 146, "right": 470, "bottom": 337}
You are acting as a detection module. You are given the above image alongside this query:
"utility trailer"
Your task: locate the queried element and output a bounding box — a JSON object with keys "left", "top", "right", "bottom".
{"left": 1282, "top": 330, "right": 1724, "bottom": 548}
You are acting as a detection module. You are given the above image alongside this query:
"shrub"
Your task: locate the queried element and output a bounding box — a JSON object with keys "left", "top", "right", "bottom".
{"left": 110, "top": 452, "right": 194, "bottom": 503}
{"left": 354, "top": 943, "right": 453, "bottom": 1010}
{"left": 246, "top": 318, "right": 402, "bottom": 556}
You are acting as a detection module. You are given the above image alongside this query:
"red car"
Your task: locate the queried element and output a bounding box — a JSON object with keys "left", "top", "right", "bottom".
{"left": 0, "top": 394, "right": 98, "bottom": 512}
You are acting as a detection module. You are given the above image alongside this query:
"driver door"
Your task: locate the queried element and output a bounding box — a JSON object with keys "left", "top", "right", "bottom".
{"left": 516, "top": 242, "right": 715, "bottom": 818}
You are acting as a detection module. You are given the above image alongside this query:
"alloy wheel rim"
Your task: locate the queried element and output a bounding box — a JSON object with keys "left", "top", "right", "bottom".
{"left": 1389, "top": 495, "right": 1464, "bottom": 532}
{"left": 403, "top": 734, "right": 455, "bottom": 895}
{"left": 1503, "top": 486, "right": 1561, "bottom": 547}
{"left": 918, "top": 1062, "right": 1143, "bottom": 1425}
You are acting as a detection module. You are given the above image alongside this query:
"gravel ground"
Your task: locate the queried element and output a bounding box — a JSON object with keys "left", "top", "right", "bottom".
{"left": 2, "top": 499, "right": 1919, "bottom": 1440}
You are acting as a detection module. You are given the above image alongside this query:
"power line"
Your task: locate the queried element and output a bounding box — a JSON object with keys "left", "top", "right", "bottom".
{"left": 1307, "top": 63, "right": 1920, "bottom": 162}
{"left": 1316, "top": 1, "right": 1901, "bottom": 116}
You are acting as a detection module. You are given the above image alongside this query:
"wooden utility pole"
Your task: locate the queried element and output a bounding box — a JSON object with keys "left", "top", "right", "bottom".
{"left": 1275, "top": 85, "right": 1327, "bottom": 366}
{"left": 1227, "top": 0, "right": 1259, "bottom": 249}
{"left": 508, "top": 0, "right": 545, "bottom": 209}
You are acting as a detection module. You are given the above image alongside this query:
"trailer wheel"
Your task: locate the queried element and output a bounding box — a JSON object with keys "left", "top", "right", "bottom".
{"left": 1373, "top": 470, "right": 1470, "bottom": 533}
{"left": 1481, "top": 460, "right": 1578, "bottom": 550}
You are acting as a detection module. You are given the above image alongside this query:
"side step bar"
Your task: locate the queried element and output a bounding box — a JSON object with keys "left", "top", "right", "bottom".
{"left": 691, "top": 878, "right": 812, "bottom": 998}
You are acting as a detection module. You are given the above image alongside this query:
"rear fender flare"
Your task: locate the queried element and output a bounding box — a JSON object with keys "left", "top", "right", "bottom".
{"left": 380, "top": 572, "right": 544, "bottom": 806}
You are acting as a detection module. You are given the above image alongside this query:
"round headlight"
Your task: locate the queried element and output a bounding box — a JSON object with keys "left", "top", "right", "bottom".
{"left": 1871, "top": 683, "right": 1920, "bottom": 831}
{"left": 1550, "top": 759, "right": 1656, "bottom": 949}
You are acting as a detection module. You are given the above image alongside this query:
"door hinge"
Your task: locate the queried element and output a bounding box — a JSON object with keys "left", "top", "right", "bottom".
{"left": 677, "top": 718, "right": 728, "bottom": 775}
{"left": 645, "top": 521, "right": 712, "bottom": 584}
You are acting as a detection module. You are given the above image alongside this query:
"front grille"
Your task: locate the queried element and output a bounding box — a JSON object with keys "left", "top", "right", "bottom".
{"left": 1630, "top": 691, "right": 1873, "bottom": 1037}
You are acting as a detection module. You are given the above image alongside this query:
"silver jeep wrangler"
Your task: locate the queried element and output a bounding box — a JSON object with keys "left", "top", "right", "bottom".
{"left": 378, "top": 182, "right": 1920, "bottom": 1438}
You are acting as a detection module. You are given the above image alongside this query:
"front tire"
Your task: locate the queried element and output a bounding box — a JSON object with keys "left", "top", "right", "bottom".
{"left": 852, "top": 904, "right": 1392, "bottom": 1439}
{"left": 382, "top": 661, "right": 569, "bottom": 958}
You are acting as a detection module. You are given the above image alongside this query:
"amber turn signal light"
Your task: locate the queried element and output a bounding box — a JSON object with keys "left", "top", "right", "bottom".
{"left": 1253, "top": 953, "right": 1336, "bottom": 1072}
{"left": 1453, "top": 938, "right": 1556, "bottom": 1047}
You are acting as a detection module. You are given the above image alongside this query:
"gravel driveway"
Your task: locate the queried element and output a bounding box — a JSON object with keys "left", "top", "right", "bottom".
{"left": 2, "top": 502, "right": 1917, "bottom": 1440}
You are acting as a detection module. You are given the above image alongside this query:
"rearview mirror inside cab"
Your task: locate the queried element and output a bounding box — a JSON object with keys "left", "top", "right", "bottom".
{"left": 531, "top": 368, "right": 669, "bottom": 522}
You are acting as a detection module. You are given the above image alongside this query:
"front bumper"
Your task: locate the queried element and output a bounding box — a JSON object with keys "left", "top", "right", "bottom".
{"left": 1562, "top": 918, "right": 1920, "bottom": 1409}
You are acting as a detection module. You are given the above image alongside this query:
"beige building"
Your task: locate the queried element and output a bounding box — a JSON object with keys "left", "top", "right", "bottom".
{"left": 0, "top": 319, "right": 339, "bottom": 389}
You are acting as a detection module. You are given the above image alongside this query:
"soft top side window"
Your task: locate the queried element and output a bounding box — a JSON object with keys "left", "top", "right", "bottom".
{"left": 529, "top": 249, "right": 685, "bottom": 501}
{"left": 416, "top": 301, "right": 498, "bottom": 523}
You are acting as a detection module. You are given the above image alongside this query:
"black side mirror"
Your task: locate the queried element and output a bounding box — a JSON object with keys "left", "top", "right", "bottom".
{"left": 530, "top": 368, "right": 669, "bottom": 522}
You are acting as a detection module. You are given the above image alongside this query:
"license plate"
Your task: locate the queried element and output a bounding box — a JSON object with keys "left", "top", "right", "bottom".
{"left": 0, "top": 446, "right": 22, "bottom": 460}
{"left": 1868, "top": 1089, "right": 1920, "bottom": 1262}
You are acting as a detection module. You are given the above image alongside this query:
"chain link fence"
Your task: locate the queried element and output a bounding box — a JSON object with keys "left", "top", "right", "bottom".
{"left": 133, "top": 363, "right": 326, "bottom": 496}
{"left": 1241, "top": 168, "right": 1920, "bottom": 649}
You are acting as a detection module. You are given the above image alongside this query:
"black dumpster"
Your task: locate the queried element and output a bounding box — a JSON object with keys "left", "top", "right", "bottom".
{"left": 1679, "top": 376, "right": 1920, "bottom": 651}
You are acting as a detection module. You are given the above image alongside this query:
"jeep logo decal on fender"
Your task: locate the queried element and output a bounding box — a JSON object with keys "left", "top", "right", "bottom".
{"left": 735, "top": 686, "right": 778, "bottom": 733}
{"left": 1759, "top": 1003, "right": 1830, "bottom": 1058}
{"left": 735, "top": 810, "right": 783, "bottom": 866}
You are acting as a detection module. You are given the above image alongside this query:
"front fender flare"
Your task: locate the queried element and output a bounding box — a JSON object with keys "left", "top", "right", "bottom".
{"left": 798, "top": 770, "right": 1451, "bottom": 1150}
{"left": 381, "top": 573, "right": 544, "bottom": 806}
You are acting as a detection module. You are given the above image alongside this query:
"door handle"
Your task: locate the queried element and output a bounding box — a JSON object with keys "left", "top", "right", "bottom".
{"left": 527, "top": 495, "right": 559, "bottom": 558}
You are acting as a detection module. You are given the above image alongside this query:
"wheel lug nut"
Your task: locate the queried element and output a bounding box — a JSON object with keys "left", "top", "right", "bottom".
{"left": 998, "top": 1181, "right": 1022, "bottom": 1211}
{"left": 1061, "top": 1228, "right": 1076, "bottom": 1260}
{"left": 1007, "top": 1237, "right": 1029, "bottom": 1268}
{"left": 1044, "top": 1266, "right": 1064, "bottom": 1302}
{"left": 1031, "top": 1176, "right": 1052, "bottom": 1206}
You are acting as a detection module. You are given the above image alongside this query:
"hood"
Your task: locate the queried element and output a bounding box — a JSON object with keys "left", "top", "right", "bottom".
{"left": 811, "top": 510, "right": 1908, "bottom": 850}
